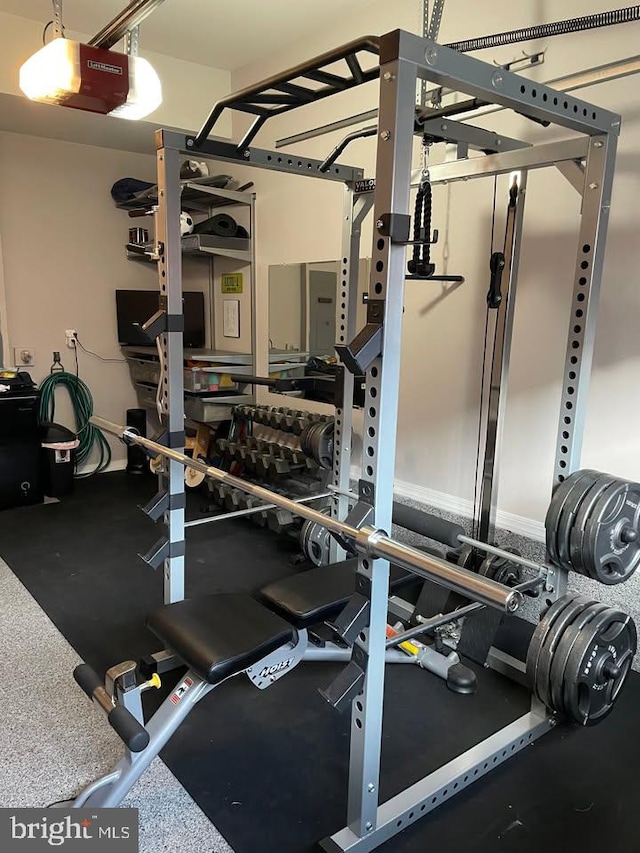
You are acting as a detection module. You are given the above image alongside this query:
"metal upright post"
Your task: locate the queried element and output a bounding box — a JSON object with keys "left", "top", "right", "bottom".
{"left": 156, "top": 140, "right": 186, "bottom": 604}
{"left": 249, "top": 193, "right": 258, "bottom": 404}
{"left": 547, "top": 132, "right": 617, "bottom": 601}
{"left": 331, "top": 186, "right": 374, "bottom": 561}
{"left": 345, "top": 56, "right": 417, "bottom": 838}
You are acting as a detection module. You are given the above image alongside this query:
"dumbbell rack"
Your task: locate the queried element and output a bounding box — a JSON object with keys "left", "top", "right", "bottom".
{"left": 199, "top": 404, "right": 333, "bottom": 537}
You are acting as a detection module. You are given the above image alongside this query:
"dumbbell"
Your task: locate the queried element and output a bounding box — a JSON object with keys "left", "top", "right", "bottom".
{"left": 239, "top": 493, "right": 260, "bottom": 512}
{"left": 268, "top": 407, "right": 287, "bottom": 429}
{"left": 212, "top": 483, "right": 228, "bottom": 506}
{"left": 268, "top": 457, "right": 291, "bottom": 479}
{"left": 267, "top": 508, "right": 295, "bottom": 534}
{"left": 224, "top": 488, "right": 244, "bottom": 511}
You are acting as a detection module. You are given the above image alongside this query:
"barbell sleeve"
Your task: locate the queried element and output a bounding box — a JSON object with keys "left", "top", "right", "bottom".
{"left": 364, "top": 531, "right": 522, "bottom": 613}
{"left": 91, "top": 417, "right": 520, "bottom": 613}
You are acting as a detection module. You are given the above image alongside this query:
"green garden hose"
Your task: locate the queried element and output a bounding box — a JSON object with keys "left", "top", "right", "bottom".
{"left": 38, "top": 372, "right": 111, "bottom": 477}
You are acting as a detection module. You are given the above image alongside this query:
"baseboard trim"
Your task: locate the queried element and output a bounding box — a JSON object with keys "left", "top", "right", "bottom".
{"left": 77, "top": 458, "right": 128, "bottom": 476}
{"left": 351, "top": 466, "right": 545, "bottom": 543}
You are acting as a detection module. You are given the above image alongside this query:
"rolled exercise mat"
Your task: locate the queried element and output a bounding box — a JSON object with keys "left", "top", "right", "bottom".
{"left": 193, "top": 213, "right": 238, "bottom": 237}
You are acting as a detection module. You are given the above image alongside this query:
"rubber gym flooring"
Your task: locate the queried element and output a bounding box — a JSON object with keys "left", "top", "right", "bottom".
{"left": 0, "top": 471, "right": 637, "bottom": 853}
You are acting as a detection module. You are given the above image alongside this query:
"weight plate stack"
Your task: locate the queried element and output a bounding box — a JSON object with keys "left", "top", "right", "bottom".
{"left": 555, "top": 471, "right": 600, "bottom": 569}
{"left": 526, "top": 593, "right": 637, "bottom": 725}
{"left": 568, "top": 472, "right": 616, "bottom": 575}
{"left": 545, "top": 471, "right": 598, "bottom": 567}
{"left": 547, "top": 601, "right": 608, "bottom": 716}
{"left": 535, "top": 594, "right": 595, "bottom": 710}
{"left": 545, "top": 470, "right": 640, "bottom": 585}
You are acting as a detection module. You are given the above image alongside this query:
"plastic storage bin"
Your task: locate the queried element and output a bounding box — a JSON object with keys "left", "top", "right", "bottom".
{"left": 183, "top": 366, "right": 238, "bottom": 393}
{"left": 41, "top": 422, "right": 79, "bottom": 497}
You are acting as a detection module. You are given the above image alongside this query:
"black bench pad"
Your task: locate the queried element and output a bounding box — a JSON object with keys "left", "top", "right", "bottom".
{"left": 147, "top": 594, "right": 294, "bottom": 684}
{"left": 260, "top": 558, "right": 419, "bottom": 629}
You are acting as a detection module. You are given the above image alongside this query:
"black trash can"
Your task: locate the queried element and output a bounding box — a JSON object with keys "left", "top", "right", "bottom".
{"left": 40, "top": 423, "right": 79, "bottom": 497}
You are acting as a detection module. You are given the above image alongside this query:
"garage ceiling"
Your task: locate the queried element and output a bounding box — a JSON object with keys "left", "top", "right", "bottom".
{"left": 0, "top": 0, "right": 375, "bottom": 71}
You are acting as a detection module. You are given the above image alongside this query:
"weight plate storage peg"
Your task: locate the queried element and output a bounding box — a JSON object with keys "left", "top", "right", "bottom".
{"left": 581, "top": 479, "right": 640, "bottom": 584}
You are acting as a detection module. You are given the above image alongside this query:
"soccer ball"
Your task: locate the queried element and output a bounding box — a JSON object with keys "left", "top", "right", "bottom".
{"left": 180, "top": 212, "right": 194, "bottom": 236}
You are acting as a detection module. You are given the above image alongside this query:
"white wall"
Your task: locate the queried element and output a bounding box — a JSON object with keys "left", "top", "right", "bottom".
{"left": 230, "top": 0, "right": 640, "bottom": 531}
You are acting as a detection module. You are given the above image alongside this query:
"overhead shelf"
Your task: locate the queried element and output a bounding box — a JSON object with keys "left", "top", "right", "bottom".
{"left": 126, "top": 233, "right": 251, "bottom": 264}
{"left": 116, "top": 178, "right": 254, "bottom": 214}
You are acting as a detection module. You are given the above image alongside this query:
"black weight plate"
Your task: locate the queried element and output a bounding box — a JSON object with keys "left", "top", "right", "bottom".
{"left": 556, "top": 470, "right": 601, "bottom": 570}
{"left": 536, "top": 595, "right": 596, "bottom": 711}
{"left": 569, "top": 473, "right": 616, "bottom": 576}
{"left": 526, "top": 594, "right": 581, "bottom": 696}
{"left": 545, "top": 470, "right": 599, "bottom": 567}
{"left": 479, "top": 548, "right": 520, "bottom": 581}
{"left": 581, "top": 480, "right": 622, "bottom": 579}
{"left": 548, "top": 601, "right": 609, "bottom": 715}
{"left": 562, "top": 607, "right": 637, "bottom": 725}
{"left": 545, "top": 473, "right": 585, "bottom": 566}
{"left": 583, "top": 480, "right": 640, "bottom": 584}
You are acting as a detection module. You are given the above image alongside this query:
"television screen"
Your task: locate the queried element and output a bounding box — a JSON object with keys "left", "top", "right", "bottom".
{"left": 116, "top": 290, "right": 206, "bottom": 348}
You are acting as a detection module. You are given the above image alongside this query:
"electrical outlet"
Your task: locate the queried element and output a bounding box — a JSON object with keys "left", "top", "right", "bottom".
{"left": 14, "top": 347, "right": 35, "bottom": 367}
{"left": 65, "top": 329, "right": 77, "bottom": 349}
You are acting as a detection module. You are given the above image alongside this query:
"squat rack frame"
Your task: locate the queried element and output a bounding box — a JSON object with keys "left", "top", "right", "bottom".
{"left": 148, "top": 28, "right": 618, "bottom": 853}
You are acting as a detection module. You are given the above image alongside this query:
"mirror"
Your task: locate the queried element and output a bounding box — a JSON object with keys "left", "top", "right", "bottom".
{"left": 268, "top": 260, "right": 370, "bottom": 359}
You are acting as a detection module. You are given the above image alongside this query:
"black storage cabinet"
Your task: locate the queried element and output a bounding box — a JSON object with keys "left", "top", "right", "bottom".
{"left": 0, "top": 372, "right": 43, "bottom": 509}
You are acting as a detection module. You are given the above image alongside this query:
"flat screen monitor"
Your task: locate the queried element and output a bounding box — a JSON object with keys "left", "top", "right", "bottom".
{"left": 116, "top": 290, "right": 206, "bottom": 348}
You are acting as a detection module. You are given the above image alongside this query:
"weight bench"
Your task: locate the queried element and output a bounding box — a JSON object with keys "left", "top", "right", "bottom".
{"left": 68, "top": 559, "right": 472, "bottom": 809}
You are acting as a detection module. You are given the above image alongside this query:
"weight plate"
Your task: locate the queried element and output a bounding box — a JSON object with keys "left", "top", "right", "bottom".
{"left": 562, "top": 606, "right": 637, "bottom": 725}
{"left": 479, "top": 549, "right": 522, "bottom": 587}
{"left": 537, "top": 595, "right": 597, "bottom": 711}
{"left": 556, "top": 471, "right": 600, "bottom": 570}
{"left": 583, "top": 480, "right": 640, "bottom": 584}
{"left": 548, "top": 601, "right": 609, "bottom": 715}
{"left": 185, "top": 466, "right": 206, "bottom": 489}
{"left": 456, "top": 544, "right": 478, "bottom": 571}
{"left": 527, "top": 595, "right": 578, "bottom": 695}
{"left": 568, "top": 473, "right": 616, "bottom": 576}
{"left": 545, "top": 471, "right": 598, "bottom": 566}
